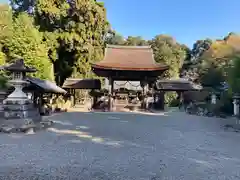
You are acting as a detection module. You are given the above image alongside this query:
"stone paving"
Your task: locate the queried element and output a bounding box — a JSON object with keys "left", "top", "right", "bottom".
{"left": 0, "top": 111, "right": 240, "bottom": 179}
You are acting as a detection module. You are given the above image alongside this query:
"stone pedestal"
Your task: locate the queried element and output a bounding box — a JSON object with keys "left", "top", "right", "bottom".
{"left": 1, "top": 80, "right": 42, "bottom": 132}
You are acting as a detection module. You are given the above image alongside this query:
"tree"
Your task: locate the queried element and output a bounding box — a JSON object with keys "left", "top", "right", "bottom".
{"left": 0, "top": 5, "right": 12, "bottom": 46}
{"left": 2, "top": 13, "right": 54, "bottom": 80}
{"left": 149, "top": 35, "right": 187, "bottom": 105}
{"left": 227, "top": 55, "right": 240, "bottom": 94}
{"left": 191, "top": 39, "right": 212, "bottom": 62}
{"left": 150, "top": 35, "right": 186, "bottom": 79}
{"left": 31, "top": 0, "right": 109, "bottom": 85}
{"left": 197, "top": 40, "right": 235, "bottom": 89}
{"left": 125, "top": 36, "right": 148, "bottom": 46}
{"left": 105, "top": 30, "right": 125, "bottom": 45}
{"left": 180, "top": 39, "right": 212, "bottom": 82}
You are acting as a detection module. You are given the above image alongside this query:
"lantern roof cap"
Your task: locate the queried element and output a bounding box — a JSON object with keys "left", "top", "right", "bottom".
{"left": 4, "top": 58, "right": 36, "bottom": 73}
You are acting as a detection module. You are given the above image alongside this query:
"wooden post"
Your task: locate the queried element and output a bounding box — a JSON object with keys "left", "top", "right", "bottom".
{"left": 39, "top": 93, "right": 44, "bottom": 115}
{"left": 73, "top": 89, "right": 76, "bottom": 107}
{"left": 178, "top": 91, "right": 184, "bottom": 110}
{"left": 141, "top": 80, "right": 147, "bottom": 109}
{"left": 112, "top": 79, "right": 115, "bottom": 111}
{"left": 160, "top": 91, "right": 165, "bottom": 110}
{"left": 70, "top": 89, "right": 74, "bottom": 107}
{"left": 108, "top": 77, "right": 113, "bottom": 111}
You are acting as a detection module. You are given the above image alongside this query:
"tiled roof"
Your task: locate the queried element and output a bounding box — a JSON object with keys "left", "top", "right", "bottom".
{"left": 26, "top": 77, "right": 66, "bottom": 94}
{"left": 92, "top": 45, "right": 168, "bottom": 71}
{"left": 155, "top": 79, "right": 202, "bottom": 91}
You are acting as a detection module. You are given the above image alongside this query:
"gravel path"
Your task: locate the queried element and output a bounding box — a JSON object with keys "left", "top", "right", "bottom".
{"left": 0, "top": 111, "right": 240, "bottom": 180}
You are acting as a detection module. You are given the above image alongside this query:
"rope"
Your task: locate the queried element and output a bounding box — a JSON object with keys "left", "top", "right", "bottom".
{"left": 128, "top": 81, "right": 141, "bottom": 87}
{"left": 114, "top": 81, "right": 141, "bottom": 88}
{"left": 114, "top": 81, "right": 128, "bottom": 86}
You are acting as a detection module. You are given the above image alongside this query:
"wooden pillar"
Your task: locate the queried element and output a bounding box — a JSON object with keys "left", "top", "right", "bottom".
{"left": 73, "top": 89, "right": 76, "bottom": 107}
{"left": 93, "top": 96, "right": 97, "bottom": 107}
{"left": 141, "top": 83, "right": 144, "bottom": 109}
{"left": 108, "top": 77, "right": 113, "bottom": 111}
{"left": 158, "top": 91, "right": 165, "bottom": 110}
{"left": 141, "top": 80, "right": 148, "bottom": 109}
{"left": 178, "top": 91, "right": 184, "bottom": 110}
{"left": 112, "top": 80, "right": 115, "bottom": 111}
{"left": 70, "top": 89, "right": 74, "bottom": 107}
{"left": 153, "top": 91, "right": 156, "bottom": 103}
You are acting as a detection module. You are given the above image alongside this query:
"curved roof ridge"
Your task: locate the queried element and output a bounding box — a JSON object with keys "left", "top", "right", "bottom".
{"left": 106, "top": 44, "right": 151, "bottom": 49}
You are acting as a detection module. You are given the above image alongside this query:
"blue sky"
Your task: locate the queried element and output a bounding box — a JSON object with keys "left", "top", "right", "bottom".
{"left": 1, "top": 0, "right": 239, "bottom": 48}
{"left": 102, "top": 0, "right": 240, "bottom": 48}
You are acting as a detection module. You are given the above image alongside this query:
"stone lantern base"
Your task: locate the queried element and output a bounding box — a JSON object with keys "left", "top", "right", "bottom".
{"left": 0, "top": 97, "right": 43, "bottom": 133}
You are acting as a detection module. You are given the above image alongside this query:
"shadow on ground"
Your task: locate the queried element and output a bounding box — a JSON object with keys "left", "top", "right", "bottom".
{"left": 45, "top": 111, "right": 171, "bottom": 149}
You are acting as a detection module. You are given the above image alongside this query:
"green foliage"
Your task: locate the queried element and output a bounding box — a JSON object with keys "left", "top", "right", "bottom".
{"left": 198, "top": 62, "right": 225, "bottom": 88}
{"left": 125, "top": 36, "right": 148, "bottom": 46}
{"left": 217, "top": 93, "right": 233, "bottom": 115}
{"left": 164, "top": 92, "right": 178, "bottom": 106}
{"left": 1, "top": 12, "right": 54, "bottom": 80}
{"left": 0, "top": 52, "right": 7, "bottom": 88}
{"left": 2, "top": 0, "right": 240, "bottom": 113}
{"left": 169, "top": 98, "right": 180, "bottom": 107}
{"left": 0, "top": 52, "right": 6, "bottom": 65}
{"left": 228, "top": 55, "right": 240, "bottom": 94}
{"left": 180, "top": 36, "right": 236, "bottom": 89}
{"left": 149, "top": 35, "right": 187, "bottom": 104}
{"left": 150, "top": 35, "right": 186, "bottom": 79}
{"left": 202, "top": 93, "right": 233, "bottom": 116}
{"left": 105, "top": 32, "right": 148, "bottom": 46}
{"left": 180, "top": 40, "right": 211, "bottom": 82}
{"left": 197, "top": 42, "right": 235, "bottom": 89}
{"left": 0, "top": 74, "right": 8, "bottom": 89}
{"left": 105, "top": 32, "right": 125, "bottom": 45}
{"left": 191, "top": 39, "right": 212, "bottom": 61}
{"left": 0, "top": 4, "right": 12, "bottom": 44}
{"left": 32, "top": 0, "right": 109, "bottom": 85}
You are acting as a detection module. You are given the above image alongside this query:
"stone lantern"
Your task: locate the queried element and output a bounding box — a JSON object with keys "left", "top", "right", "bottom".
{"left": 233, "top": 94, "right": 240, "bottom": 116}
{"left": 1, "top": 58, "right": 42, "bottom": 132}
{"left": 211, "top": 92, "right": 217, "bottom": 105}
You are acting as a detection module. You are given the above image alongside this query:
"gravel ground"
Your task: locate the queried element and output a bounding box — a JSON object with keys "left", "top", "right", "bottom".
{"left": 0, "top": 111, "right": 240, "bottom": 180}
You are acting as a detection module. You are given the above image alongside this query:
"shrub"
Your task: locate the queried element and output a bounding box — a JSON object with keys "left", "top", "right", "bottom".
{"left": 165, "top": 91, "right": 178, "bottom": 106}
{"left": 169, "top": 98, "right": 180, "bottom": 107}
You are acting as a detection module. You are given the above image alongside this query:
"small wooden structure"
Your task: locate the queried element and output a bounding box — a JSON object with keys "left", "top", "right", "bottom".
{"left": 4, "top": 76, "right": 67, "bottom": 114}
{"left": 92, "top": 45, "right": 169, "bottom": 111}
{"left": 154, "top": 79, "right": 202, "bottom": 109}
{"left": 25, "top": 77, "right": 67, "bottom": 112}
{"left": 62, "top": 78, "right": 101, "bottom": 106}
